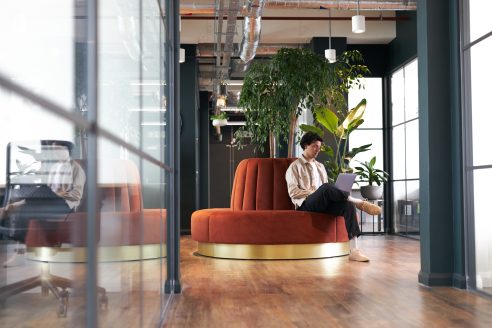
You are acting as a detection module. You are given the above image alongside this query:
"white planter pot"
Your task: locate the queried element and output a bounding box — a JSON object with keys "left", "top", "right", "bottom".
{"left": 360, "top": 185, "right": 383, "bottom": 200}
{"left": 212, "top": 118, "right": 227, "bottom": 127}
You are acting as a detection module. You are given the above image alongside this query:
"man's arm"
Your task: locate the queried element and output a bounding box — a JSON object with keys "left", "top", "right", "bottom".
{"left": 60, "top": 163, "right": 85, "bottom": 202}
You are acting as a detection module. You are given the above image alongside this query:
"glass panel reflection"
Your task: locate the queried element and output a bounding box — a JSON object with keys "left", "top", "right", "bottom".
{"left": 0, "top": 106, "right": 89, "bottom": 325}
{"left": 96, "top": 137, "right": 167, "bottom": 326}
{"left": 471, "top": 36, "right": 492, "bottom": 166}
{"left": 469, "top": 0, "right": 492, "bottom": 43}
{"left": 473, "top": 169, "right": 492, "bottom": 294}
{"left": 0, "top": 1, "right": 74, "bottom": 110}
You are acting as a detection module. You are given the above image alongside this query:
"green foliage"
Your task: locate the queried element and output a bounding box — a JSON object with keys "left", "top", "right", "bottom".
{"left": 236, "top": 48, "right": 332, "bottom": 153}
{"left": 354, "top": 156, "right": 389, "bottom": 186}
{"left": 300, "top": 99, "right": 372, "bottom": 182}
{"left": 237, "top": 48, "right": 370, "bottom": 157}
{"left": 326, "top": 50, "right": 371, "bottom": 120}
{"left": 210, "top": 112, "right": 228, "bottom": 120}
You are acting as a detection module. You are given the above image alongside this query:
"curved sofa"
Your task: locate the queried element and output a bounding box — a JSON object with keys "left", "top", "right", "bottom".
{"left": 191, "top": 158, "right": 349, "bottom": 259}
{"left": 24, "top": 160, "right": 166, "bottom": 262}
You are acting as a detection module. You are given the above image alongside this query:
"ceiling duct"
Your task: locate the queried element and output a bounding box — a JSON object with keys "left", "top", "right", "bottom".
{"left": 180, "top": 1, "right": 417, "bottom": 15}
{"left": 265, "top": 0, "right": 416, "bottom": 10}
{"left": 239, "top": 0, "right": 266, "bottom": 63}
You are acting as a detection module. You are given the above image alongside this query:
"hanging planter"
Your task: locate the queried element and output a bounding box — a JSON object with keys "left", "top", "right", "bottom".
{"left": 212, "top": 118, "right": 228, "bottom": 127}
{"left": 211, "top": 112, "right": 228, "bottom": 127}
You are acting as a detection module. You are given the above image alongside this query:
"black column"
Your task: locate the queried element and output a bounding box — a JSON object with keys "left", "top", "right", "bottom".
{"left": 179, "top": 44, "right": 199, "bottom": 235}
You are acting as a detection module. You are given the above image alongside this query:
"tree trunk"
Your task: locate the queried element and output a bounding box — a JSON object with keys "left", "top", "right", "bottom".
{"left": 269, "top": 131, "right": 277, "bottom": 158}
{"left": 287, "top": 112, "right": 297, "bottom": 158}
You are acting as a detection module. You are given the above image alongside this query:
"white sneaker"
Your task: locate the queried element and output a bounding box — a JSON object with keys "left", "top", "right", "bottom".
{"left": 348, "top": 249, "right": 370, "bottom": 262}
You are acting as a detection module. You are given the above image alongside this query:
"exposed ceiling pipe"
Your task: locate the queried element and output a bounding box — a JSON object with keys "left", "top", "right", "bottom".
{"left": 265, "top": 0, "right": 416, "bottom": 10}
{"left": 220, "top": 0, "right": 241, "bottom": 80}
{"left": 239, "top": 0, "right": 266, "bottom": 63}
{"left": 197, "top": 43, "right": 303, "bottom": 57}
{"left": 180, "top": 1, "right": 417, "bottom": 15}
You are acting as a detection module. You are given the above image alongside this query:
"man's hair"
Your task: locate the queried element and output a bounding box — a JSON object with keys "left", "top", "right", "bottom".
{"left": 300, "top": 132, "right": 323, "bottom": 150}
{"left": 42, "top": 140, "right": 74, "bottom": 156}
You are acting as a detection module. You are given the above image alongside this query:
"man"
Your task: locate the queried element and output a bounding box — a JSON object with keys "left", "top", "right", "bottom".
{"left": 0, "top": 140, "right": 85, "bottom": 266}
{"left": 285, "top": 132, "right": 381, "bottom": 262}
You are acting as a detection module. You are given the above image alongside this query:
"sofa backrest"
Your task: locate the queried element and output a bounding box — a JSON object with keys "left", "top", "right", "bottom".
{"left": 230, "top": 158, "right": 296, "bottom": 211}
{"left": 99, "top": 160, "right": 143, "bottom": 213}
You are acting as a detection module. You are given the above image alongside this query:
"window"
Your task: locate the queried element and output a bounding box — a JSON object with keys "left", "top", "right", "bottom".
{"left": 390, "top": 59, "right": 420, "bottom": 238}
{"left": 463, "top": 0, "right": 492, "bottom": 296}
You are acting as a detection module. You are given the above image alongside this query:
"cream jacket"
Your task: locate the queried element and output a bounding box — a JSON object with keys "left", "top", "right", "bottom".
{"left": 285, "top": 155, "right": 328, "bottom": 208}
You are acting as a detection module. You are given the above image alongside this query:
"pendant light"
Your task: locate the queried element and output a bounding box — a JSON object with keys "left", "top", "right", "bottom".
{"left": 352, "top": 0, "right": 366, "bottom": 34}
{"left": 324, "top": 9, "right": 336, "bottom": 63}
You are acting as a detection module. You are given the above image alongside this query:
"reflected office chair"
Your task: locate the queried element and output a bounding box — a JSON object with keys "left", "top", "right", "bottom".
{"left": 0, "top": 140, "right": 107, "bottom": 317}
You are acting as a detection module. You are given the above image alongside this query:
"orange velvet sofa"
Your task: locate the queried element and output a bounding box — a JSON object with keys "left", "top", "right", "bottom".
{"left": 191, "top": 158, "right": 350, "bottom": 259}
{"left": 24, "top": 160, "right": 167, "bottom": 262}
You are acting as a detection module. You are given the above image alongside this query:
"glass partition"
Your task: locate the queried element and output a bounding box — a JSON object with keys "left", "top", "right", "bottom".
{"left": 0, "top": 0, "right": 174, "bottom": 326}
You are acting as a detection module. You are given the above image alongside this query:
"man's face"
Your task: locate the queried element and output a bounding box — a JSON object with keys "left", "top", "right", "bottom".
{"left": 304, "top": 140, "right": 322, "bottom": 159}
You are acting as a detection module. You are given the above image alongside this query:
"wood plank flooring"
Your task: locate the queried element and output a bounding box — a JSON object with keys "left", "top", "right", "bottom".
{"left": 164, "top": 236, "right": 492, "bottom": 328}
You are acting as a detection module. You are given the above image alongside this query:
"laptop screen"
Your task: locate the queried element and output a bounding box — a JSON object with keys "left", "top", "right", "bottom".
{"left": 334, "top": 173, "right": 357, "bottom": 193}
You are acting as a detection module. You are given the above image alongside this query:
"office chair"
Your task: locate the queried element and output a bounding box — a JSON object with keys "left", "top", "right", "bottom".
{"left": 0, "top": 140, "right": 107, "bottom": 317}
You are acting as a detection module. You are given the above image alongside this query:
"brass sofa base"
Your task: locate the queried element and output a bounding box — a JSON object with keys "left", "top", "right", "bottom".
{"left": 197, "top": 241, "right": 350, "bottom": 260}
{"left": 27, "top": 244, "right": 167, "bottom": 262}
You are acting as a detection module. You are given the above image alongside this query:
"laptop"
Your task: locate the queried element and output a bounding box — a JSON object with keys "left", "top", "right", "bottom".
{"left": 334, "top": 173, "right": 357, "bottom": 193}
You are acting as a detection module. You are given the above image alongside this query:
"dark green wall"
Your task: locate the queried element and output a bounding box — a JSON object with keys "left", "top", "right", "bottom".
{"left": 387, "top": 11, "right": 418, "bottom": 73}
{"left": 180, "top": 44, "right": 199, "bottom": 234}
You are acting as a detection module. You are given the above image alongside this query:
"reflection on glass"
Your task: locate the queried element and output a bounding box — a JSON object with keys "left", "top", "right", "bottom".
{"left": 0, "top": 133, "right": 89, "bottom": 324}
{"left": 469, "top": 1, "right": 492, "bottom": 43}
{"left": 96, "top": 137, "right": 167, "bottom": 326}
{"left": 471, "top": 37, "right": 492, "bottom": 166}
{"left": 391, "top": 69, "right": 405, "bottom": 125}
{"left": 348, "top": 78, "right": 383, "bottom": 129}
{"left": 406, "top": 120, "right": 420, "bottom": 179}
{"left": 392, "top": 125, "right": 406, "bottom": 180}
{"left": 0, "top": 1, "right": 74, "bottom": 110}
{"left": 99, "top": 0, "right": 141, "bottom": 150}
{"left": 473, "top": 169, "right": 492, "bottom": 293}
{"left": 404, "top": 59, "right": 419, "bottom": 121}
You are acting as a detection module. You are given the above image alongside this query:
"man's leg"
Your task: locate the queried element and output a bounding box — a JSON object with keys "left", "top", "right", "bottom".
{"left": 299, "top": 183, "right": 349, "bottom": 214}
{"left": 299, "top": 185, "right": 370, "bottom": 262}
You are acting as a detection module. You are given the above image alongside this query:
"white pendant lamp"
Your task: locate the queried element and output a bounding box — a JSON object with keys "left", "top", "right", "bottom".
{"left": 179, "top": 48, "right": 185, "bottom": 63}
{"left": 324, "top": 9, "right": 336, "bottom": 63}
{"left": 352, "top": 0, "right": 366, "bottom": 34}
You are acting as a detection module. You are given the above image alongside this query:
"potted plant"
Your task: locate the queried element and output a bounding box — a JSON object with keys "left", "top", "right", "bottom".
{"left": 211, "top": 111, "right": 228, "bottom": 127}
{"left": 354, "top": 156, "right": 389, "bottom": 200}
{"left": 300, "top": 98, "right": 372, "bottom": 182}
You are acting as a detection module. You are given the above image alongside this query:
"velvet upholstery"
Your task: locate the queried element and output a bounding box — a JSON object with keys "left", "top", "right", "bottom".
{"left": 192, "top": 158, "right": 349, "bottom": 245}
{"left": 24, "top": 160, "right": 166, "bottom": 247}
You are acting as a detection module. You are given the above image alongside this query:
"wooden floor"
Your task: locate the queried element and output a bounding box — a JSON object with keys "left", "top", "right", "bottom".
{"left": 165, "top": 236, "right": 492, "bottom": 328}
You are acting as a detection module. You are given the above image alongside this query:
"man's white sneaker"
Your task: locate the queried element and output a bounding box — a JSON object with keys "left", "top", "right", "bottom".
{"left": 348, "top": 249, "right": 370, "bottom": 262}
